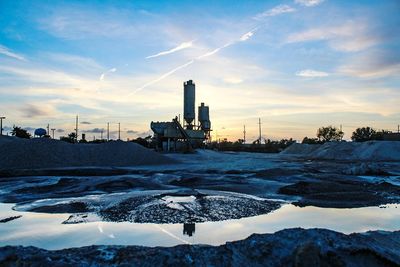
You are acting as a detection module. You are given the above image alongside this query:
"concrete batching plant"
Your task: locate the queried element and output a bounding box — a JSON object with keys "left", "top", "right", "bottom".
{"left": 150, "top": 80, "right": 211, "bottom": 152}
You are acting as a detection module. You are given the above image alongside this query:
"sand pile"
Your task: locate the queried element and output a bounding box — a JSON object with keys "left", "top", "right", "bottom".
{"left": 281, "top": 141, "right": 400, "bottom": 161}
{"left": 0, "top": 137, "right": 175, "bottom": 170}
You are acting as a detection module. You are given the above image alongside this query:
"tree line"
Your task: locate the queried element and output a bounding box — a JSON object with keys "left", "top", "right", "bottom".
{"left": 6, "top": 125, "right": 394, "bottom": 148}
{"left": 302, "top": 126, "right": 392, "bottom": 144}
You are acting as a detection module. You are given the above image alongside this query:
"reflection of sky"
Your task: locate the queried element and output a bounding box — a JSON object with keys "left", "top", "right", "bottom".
{"left": 0, "top": 1, "right": 399, "bottom": 141}
{"left": 1, "top": 203, "right": 399, "bottom": 250}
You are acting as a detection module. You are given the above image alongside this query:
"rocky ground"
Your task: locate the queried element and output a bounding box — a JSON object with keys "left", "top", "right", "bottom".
{"left": 1, "top": 145, "right": 400, "bottom": 265}
{"left": 1, "top": 159, "right": 399, "bottom": 222}
{"left": 1, "top": 228, "right": 399, "bottom": 267}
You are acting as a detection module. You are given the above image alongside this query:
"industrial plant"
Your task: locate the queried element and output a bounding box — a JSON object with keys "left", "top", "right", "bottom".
{"left": 151, "top": 80, "right": 211, "bottom": 152}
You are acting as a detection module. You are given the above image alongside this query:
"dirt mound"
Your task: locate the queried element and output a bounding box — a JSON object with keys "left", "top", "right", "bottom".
{"left": 281, "top": 141, "right": 400, "bottom": 161}
{"left": 0, "top": 138, "right": 175, "bottom": 170}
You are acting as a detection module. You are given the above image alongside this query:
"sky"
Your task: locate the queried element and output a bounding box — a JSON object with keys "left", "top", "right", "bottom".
{"left": 0, "top": 0, "right": 399, "bottom": 141}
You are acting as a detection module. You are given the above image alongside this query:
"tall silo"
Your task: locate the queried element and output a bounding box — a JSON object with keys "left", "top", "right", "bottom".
{"left": 184, "top": 80, "right": 195, "bottom": 128}
{"left": 198, "top": 102, "right": 211, "bottom": 130}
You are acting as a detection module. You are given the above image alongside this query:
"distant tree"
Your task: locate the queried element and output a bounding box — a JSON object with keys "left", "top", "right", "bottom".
{"left": 11, "top": 126, "right": 31, "bottom": 139}
{"left": 130, "top": 135, "right": 152, "bottom": 148}
{"left": 372, "top": 129, "right": 391, "bottom": 141}
{"left": 351, "top": 127, "right": 377, "bottom": 142}
{"left": 317, "top": 126, "right": 344, "bottom": 142}
{"left": 302, "top": 137, "right": 320, "bottom": 144}
{"left": 60, "top": 132, "right": 77, "bottom": 143}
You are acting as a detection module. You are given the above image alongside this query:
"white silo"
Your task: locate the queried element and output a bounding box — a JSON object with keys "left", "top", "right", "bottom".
{"left": 184, "top": 80, "right": 195, "bottom": 128}
{"left": 198, "top": 102, "right": 211, "bottom": 130}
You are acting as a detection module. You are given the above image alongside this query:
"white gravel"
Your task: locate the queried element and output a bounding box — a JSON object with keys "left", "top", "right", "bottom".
{"left": 0, "top": 137, "right": 175, "bottom": 170}
{"left": 281, "top": 141, "right": 400, "bottom": 161}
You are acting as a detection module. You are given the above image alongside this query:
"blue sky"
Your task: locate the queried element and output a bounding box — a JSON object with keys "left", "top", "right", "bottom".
{"left": 0, "top": 0, "right": 399, "bottom": 141}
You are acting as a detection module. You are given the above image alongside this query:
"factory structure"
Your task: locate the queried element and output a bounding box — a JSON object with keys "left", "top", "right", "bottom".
{"left": 150, "top": 80, "right": 211, "bottom": 152}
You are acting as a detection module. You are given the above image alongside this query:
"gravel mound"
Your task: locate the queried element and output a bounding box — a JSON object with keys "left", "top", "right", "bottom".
{"left": 0, "top": 138, "right": 175, "bottom": 170}
{"left": 280, "top": 143, "right": 321, "bottom": 155}
{"left": 281, "top": 141, "right": 400, "bottom": 161}
{"left": 0, "top": 135, "right": 17, "bottom": 146}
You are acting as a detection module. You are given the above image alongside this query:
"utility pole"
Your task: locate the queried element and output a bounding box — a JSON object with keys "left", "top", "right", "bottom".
{"left": 340, "top": 124, "right": 343, "bottom": 141}
{"left": 258, "top": 118, "right": 262, "bottom": 144}
{"left": 51, "top": 128, "right": 56, "bottom": 139}
{"left": 75, "top": 115, "right": 79, "bottom": 142}
{"left": 118, "top": 122, "right": 121, "bottom": 140}
{"left": 107, "top": 122, "right": 110, "bottom": 141}
{"left": 243, "top": 125, "right": 246, "bottom": 144}
{"left": 0, "top": 116, "right": 5, "bottom": 136}
{"left": 47, "top": 124, "right": 50, "bottom": 137}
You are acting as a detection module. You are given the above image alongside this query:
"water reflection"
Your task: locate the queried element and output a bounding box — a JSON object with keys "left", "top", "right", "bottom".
{"left": 0, "top": 203, "right": 399, "bottom": 250}
{"left": 183, "top": 223, "right": 195, "bottom": 237}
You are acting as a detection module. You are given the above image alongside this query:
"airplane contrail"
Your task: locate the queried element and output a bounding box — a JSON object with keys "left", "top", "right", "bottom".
{"left": 132, "top": 3, "right": 299, "bottom": 93}
{"left": 146, "top": 40, "right": 194, "bottom": 59}
{"left": 133, "top": 29, "right": 257, "bottom": 93}
{"left": 132, "top": 60, "right": 194, "bottom": 94}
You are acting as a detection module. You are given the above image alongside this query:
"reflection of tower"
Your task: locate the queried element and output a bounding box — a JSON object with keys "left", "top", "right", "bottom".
{"left": 183, "top": 223, "right": 195, "bottom": 237}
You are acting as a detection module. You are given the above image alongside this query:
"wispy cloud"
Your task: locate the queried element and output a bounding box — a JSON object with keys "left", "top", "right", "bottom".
{"left": 146, "top": 40, "right": 194, "bottom": 59}
{"left": 99, "top": 67, "right": 117, "bottom": 81}
{"left": 19, "top": 104, "right": 55, "bottom": 118}
{"left": 223, "top": 76, "right": 244, "bottom": 84}
{"left": 0, "top": 44, "right": 26, "bottom": 61}
{"left": 286, "top": 21, "right": 380, "bottom": 52}
{"left": 254, "top": 5, "right": 296, "bottom": 20}
{"left": 294, "top": 0, "right": 324, "bottom": 7}
{"left": 83, "top": 128, "right": 104, "bottom": 133}
{"left": 338, "top": 49, "right": 400, "bottom": 78}
{"left": 296, "top": 69, "right": 329, "bottom": 77}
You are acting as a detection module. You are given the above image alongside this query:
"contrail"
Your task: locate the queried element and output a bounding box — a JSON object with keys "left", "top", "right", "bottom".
{"left": 146, "top": 40, "right": 194, "bottom": 59}
{"left": 99, "top": 67, "right": 117, "bottom": 81}
{"left": 132, "top": 60, "right": 194, "bottom": 94}
{"left": 154, "top": 225, "right": 191, "bottom": 244}
{"left": 196, "top": 42, "right": 233, "bottom": 60}
{"left": 133, "top": 28, "right": 259, "bottom": 93}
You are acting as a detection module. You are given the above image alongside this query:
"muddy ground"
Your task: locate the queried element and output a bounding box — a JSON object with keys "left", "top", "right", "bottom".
{"left": 0, "top": 158, "right": 399, "bottom": 224}
{"left": 1, "top": 152, "right": 400, "bottom": 266}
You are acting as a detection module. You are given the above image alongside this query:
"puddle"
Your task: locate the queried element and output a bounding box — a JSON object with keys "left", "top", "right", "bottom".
{"left": 0, "top": 202, "right": 399, "bottom": 250}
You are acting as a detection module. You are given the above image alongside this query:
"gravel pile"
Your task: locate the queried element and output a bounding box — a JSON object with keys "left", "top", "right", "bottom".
{"left": 281, "top": 141, "right": 400, "bottom": 161}
{"left": 280, "top": 143, "right": 321, "bottom": 155}
{"left": 0, "top": 137, "right": 175, "bottom": 170}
